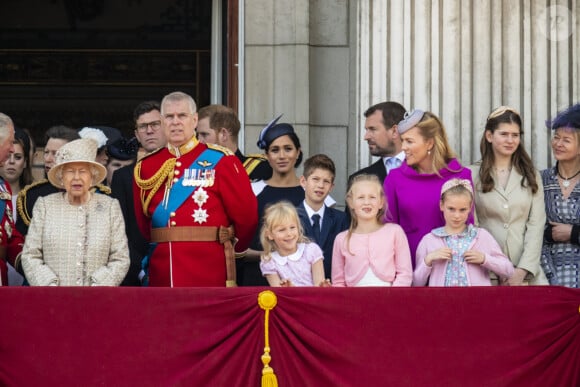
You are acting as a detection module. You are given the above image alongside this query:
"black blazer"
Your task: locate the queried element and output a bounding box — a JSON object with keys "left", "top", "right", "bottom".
{"left": 297, "top": 202, "right": 349, "bottom": 278}
{"left": 345, "top": 159, "right": 389, "bottom": 224}
{"left": 110, "top": 163, "right": 148, "bottom": 286}
{"left": 348, "top": 159, "right": 387, "bottom": 187}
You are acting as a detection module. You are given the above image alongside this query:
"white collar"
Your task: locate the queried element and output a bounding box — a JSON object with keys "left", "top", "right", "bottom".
{"left": 303, "top": 201, "right": 325, "bottom": 222}
{"left": 271, "top": 243, "right": 306, "bottom": 265}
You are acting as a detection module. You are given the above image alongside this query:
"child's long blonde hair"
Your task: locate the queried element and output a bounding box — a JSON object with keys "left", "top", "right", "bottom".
{"left": 260, "top": 201, "right": 309, "bottom": 261}
{"left": 345, "top": 174, "right": 386, "bottom": 253}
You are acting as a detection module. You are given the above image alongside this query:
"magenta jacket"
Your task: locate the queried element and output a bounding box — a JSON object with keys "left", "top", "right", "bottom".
{"left": 413, "top": 226, "right": 514, "bottom": 286}
{"left": 384, "top": 158, "right": 474, "bottom": 267}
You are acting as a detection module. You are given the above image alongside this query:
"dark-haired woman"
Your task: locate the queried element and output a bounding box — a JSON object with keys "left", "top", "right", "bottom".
{"left": 240, "top": 120, "right": 306, "bottom": 286}
{"left": 470, "top": 107, "right": 547, "bottom": 285}
{"left": 541, "top": 103, "right": 580, "bottom": 288}
{"left": 0, "top": 129, "right": 33, "bottom": 285}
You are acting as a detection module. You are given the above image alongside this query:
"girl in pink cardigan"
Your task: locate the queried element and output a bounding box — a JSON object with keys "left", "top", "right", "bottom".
{"left": 332, "top": 174, "right": 412, "bottom": 286}
{"left": 413, "top": 179, "right": 513, "bottom": 286}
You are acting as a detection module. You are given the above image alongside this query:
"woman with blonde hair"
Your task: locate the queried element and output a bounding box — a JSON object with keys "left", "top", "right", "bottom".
{"left": 541, "top": 103, "right": 580, "bottom": 287}
{"left": 384, "top": 110, "right": 474, "bottom": 267}
{"left": 470, "top": 106, "right": 547, "bottom": 285}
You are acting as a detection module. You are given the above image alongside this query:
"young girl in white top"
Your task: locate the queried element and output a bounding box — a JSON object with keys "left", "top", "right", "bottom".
{"left": 259, "top": 201, "right": 331, "bottom": 287}
{"left": 331, "top": 174, "right": 412, "bottom": 286}
{"left": 413, "top": 179, "right": 514, "bottom": 286}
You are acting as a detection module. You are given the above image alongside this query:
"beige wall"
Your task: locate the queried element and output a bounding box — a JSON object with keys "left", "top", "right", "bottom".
{"left": 243, "top": 0, "right": 580, "bottom": 207}
{"left": 244, "top": 0, "right": 351, "bottom": 205}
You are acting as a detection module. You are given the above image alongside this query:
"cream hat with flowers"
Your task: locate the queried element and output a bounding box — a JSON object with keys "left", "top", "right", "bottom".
{"left": 47, "top": 138, "right": 107, "bottom": 188}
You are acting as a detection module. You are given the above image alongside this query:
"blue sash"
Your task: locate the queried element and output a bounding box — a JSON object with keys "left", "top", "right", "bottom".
{"left": 0, "top": 178, "right": 7, "bottom": 221}
{"left": 141, "top": 148, "right": 224, "bottom": 285}
{"left": 151, "top": 148, "right": 224, "bottom": 228}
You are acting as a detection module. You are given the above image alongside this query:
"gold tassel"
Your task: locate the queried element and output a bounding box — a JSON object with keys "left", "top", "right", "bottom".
{"left": 258, "top": 290, "right": 278, "bottom": 387}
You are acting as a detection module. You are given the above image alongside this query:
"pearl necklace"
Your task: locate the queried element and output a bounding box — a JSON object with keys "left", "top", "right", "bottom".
{"left": 557, "top": 167, "right": 580, "bottom": 188}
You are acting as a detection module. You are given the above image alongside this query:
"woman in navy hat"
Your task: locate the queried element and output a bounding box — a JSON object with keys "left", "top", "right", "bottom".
{"left": 105, "top": 137, "right": 139, "bottom": 186}
{"left": 239, "top": 116, "right": 305, "bottom": 286}
{"left": 541, "top": 103, "right": 580, "bottom": 287}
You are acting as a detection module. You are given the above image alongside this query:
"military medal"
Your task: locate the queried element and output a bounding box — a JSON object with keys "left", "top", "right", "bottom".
{"left": 192, "top": 208, "right": 209, "bottom": 224}
{"left": 0, "top": 182, "right": 10, "bottom": 200}
{"left": 193, "top": 187, "right": 209, "bottom": 206}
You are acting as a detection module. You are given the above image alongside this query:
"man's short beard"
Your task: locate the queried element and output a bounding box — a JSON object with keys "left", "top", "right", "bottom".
{"left": 370, "top": 142, "right": 396, "bottom": 157}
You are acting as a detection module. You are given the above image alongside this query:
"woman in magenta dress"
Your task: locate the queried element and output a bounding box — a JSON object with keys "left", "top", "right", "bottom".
{"left": 384, "top": 109, "right": 474, "bottom": 267}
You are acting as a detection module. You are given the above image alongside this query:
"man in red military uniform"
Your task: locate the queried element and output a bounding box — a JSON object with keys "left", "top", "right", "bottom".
{"left": 133, "top": 92, "right": 258, "bottom": 287}
{"left": 0, "top": 113, "right": 24, "bottom": 286}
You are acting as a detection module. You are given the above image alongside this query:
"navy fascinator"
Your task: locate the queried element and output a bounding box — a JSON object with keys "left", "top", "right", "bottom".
{"left": 257, "top": 114, "right": 297, "bottom": 150}
{"left": 548, "top": 103, "right": 580, "bottom": 130}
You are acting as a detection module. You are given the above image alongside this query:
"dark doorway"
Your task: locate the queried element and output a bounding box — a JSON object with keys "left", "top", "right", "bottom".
{"left": 0, "top": 0, "right": 213, "bottom": 145}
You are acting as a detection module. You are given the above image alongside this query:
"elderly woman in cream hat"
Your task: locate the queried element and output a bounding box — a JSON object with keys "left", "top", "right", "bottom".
{"left": 21, "top": 138, "right": 129, "bottom": 286}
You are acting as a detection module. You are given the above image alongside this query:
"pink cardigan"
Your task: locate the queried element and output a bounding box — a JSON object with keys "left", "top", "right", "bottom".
{"left": 331, "top": 223, "right": 413, "bottom": 286}
{"left": 413, "top": 227, "right": 514, "bottom": 286}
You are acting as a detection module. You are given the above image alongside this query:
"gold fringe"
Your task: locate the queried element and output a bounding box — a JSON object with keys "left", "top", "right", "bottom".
{"left": 134, "top": 158, "right": 176, "bottom": 216}
{"left": 16, "top": 179, "right": 51, "bottom": 226}
{"left": 258, "top": 290, "right": 278, "bottom": 387}
{"left": 92, "top": 184, "right": 111, "bottom": 195}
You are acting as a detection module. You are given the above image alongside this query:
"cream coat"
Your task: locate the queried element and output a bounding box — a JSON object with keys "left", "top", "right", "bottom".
{"left": 470, "top": 164, "right": 548, "bottom": 284}
{"left": 22, "top": 193, "right": 129, "bottom": 286}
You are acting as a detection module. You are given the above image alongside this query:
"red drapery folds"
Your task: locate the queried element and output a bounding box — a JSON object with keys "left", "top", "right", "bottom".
{"left": 0, "top": 287, "right": 578, "bottom": 386}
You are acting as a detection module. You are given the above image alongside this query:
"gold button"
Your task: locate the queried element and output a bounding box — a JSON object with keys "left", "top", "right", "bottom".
{"left": 176, "top": 161, "right": 182, "bottom": 167}
{"left": 170, "top": 212, "right": 176, "bottom": 217}
{"left": 174, "top": 170, "right": 180, "bottom": 176}
{"left": 170, "top": 221, "right": 176, "bottom": 226}
{"left": 173, "top": 178, "right": 178, "bottom": 183}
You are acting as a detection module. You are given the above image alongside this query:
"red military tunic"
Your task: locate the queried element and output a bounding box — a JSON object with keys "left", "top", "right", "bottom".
{"left": 133, "top": 137, "right": 258, "bottom": 287}
{"left": 0, "top": 179, "right": 24, "bottom": 286}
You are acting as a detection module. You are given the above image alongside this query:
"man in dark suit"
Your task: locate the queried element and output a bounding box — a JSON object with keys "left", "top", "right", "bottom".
{"left": 110, "top": 101, "right": 167, "bottom": 286}
{"left": 297, "top": 154, "right": 348, "bottom": 278}
{"left": 348, "top": 101, "right": 407, "bottom": 185}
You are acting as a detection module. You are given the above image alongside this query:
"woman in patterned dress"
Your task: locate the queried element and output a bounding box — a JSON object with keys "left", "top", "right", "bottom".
{"left": 542, "top": 103, "right": 580, "bottom": 288}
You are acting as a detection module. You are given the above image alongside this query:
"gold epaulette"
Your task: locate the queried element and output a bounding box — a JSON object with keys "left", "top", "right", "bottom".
{"left": 134, "top": 157, "right": 176, "bottom": 217}
{"left": 17, "top": 179, "right": 50, "bottom": 226}
{"left": 245, "top": 153, "right": 267, "bottom": 161}
{"left": 243, "top": 154, "right": 267, "bottom": 176}
{"left": 206, "top": 143, "right": 234, "bottom": 156}
{"left": 92, "top": 184, "right": 111, "bottom": 195}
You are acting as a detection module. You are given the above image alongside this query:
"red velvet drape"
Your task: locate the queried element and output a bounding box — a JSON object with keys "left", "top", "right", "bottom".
{"left": 1, "top": 287, "right": 578, "bottom": 386}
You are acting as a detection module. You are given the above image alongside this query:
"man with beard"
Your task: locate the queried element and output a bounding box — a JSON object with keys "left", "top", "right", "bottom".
{"left": 348, "top": 101, "right": 406, "bottom": 185}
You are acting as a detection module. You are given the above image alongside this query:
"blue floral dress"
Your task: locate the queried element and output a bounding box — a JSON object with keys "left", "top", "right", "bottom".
{"left": 432, "top": 225, "right": 477, "bottom": 286}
